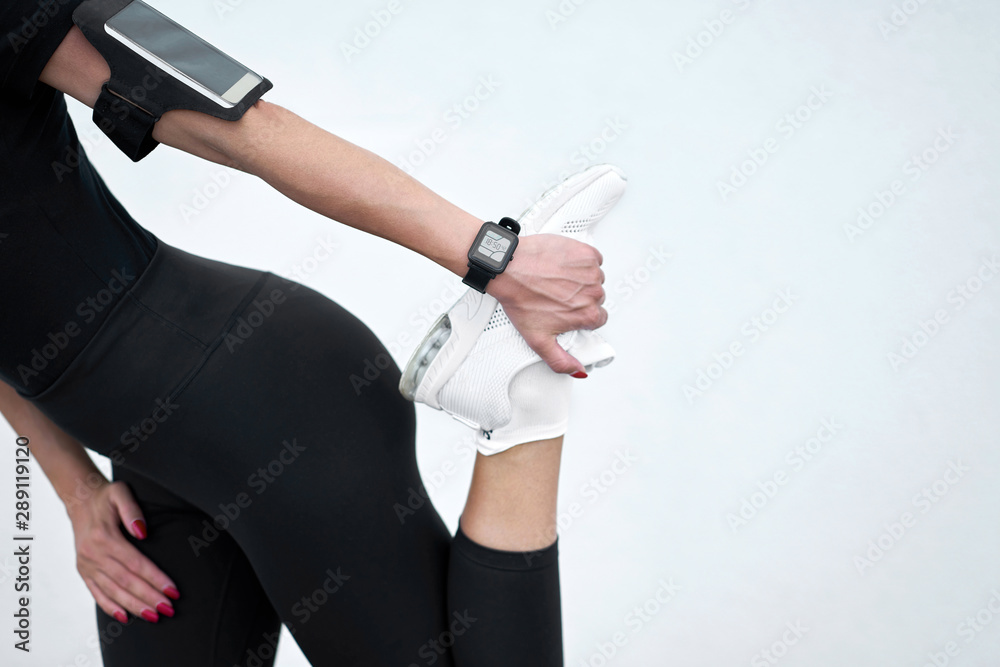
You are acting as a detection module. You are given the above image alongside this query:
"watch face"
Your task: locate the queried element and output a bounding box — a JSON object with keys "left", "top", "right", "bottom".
{"left": 470, "top": 223, "right": 517, "bottom": 271}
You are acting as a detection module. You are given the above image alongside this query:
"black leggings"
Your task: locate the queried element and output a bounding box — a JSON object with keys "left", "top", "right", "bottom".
{"left": 27, "top": 239, "right": 562, "bottom": 666}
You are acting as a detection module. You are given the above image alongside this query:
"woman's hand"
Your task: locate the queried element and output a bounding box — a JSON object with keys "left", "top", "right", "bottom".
{"left": 0, "top": 382, "right": 181, "bottom": 623}
{"left": 66, "top": 479, "right": 180, "bottom": 624}
{"left": 489, "top": 233, "right": 608, "bottom": 375}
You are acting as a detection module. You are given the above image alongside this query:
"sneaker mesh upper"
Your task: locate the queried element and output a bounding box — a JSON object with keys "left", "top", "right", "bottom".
{"left": 434, "top": 167, "right": 625, "bottom": 432}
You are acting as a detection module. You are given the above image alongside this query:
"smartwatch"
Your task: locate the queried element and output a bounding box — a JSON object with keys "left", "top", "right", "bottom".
{"left": 462, "top": 217, "right": 521, "bottom": 293}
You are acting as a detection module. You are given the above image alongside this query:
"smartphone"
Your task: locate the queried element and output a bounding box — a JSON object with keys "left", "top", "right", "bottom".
{"left": 104, "top": 0, "right": 263, "bottom": 108}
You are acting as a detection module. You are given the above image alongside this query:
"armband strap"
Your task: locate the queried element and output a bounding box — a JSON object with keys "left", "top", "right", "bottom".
{"left": 93, "top": 84, "right": 159, "bottom": 161}
{"left": 72, "top": 0, "right": 272, "bottom": 162}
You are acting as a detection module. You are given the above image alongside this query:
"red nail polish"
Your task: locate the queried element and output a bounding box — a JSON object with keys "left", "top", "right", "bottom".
{"left": 571, "top": 371, "right": 588, "bottom": 379}
{"left": 131, "top": 519, "right": 147, "bottom": 540}
{"left": 156, "top": 602, "right": 174, "bottom": 618}
{"left": 163, "top": 585, "right": 180, "bottom": 600}
{"left": 113, "top": 610, "right": 127, "bottom": 623}
{"left": 140, "top": 609, "right": 158, "bottom": 623}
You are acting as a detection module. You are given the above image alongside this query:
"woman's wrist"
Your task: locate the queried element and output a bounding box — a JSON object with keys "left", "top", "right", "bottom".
{"left": 63, "top": 466, "right": 111, "bottom": 522}
{"left": 437, "top": 215, "right": 484, "bottom": 278}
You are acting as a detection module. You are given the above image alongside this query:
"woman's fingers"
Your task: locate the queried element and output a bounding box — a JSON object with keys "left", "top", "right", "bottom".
{"left": 82, "top": 576, "right": 129, "bottom": 623}
{"left": 106, "top": 481, "right": 181, "bottom": 599}
{"left": 90, "top": 569, "right": 164, "bottom": 622}
{"left": 107, "top": 480, "right": 147, "bottom": 540}
{"left": 102, "top": 547, "right": 176, "bottom": 618}
{"left": 526, "top": 334, "right": 586, "bottom": 376}
{"left": 122, "top": 542, "right": 181, "bottom": 602}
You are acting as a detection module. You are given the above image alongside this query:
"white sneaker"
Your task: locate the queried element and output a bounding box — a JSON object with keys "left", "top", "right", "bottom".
{"left": 398, "top": 164, "right": 626, "bottom": 446}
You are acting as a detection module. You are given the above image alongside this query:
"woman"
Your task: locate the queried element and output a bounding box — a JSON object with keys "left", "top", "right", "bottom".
{"left": 0, "top": 2, "right": 617, "bottom": 665}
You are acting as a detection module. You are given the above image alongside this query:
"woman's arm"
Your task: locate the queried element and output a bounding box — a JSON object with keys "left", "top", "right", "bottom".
{"left": 0, "top": 381, "right": 180, "bottom": 623}
{"left": 40, "top": 27, "right": 606, "bottom": 375}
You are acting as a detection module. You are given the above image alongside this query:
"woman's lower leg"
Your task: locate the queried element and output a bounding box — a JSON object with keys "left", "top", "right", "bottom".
{"left": 447, "top": 436, "right": 565, "bottom": 666}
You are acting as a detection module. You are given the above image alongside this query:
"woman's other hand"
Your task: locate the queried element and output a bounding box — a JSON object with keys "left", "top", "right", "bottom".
{"left": 66, "top": 479, "right": 180, "bottom": 623}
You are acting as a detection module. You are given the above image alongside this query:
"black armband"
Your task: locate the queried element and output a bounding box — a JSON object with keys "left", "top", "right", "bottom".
{"left": 72, "top": 0, "right": 272, "bottom": 161}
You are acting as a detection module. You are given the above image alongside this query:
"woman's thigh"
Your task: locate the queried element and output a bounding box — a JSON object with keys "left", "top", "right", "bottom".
{"left": 97, "top": 464, "right": 283, "bottom": 667}
{"left": 115, "top": 273, "right": 456, "bottom": 665}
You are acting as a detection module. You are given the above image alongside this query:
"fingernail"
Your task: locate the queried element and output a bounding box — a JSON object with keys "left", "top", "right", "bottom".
{"left": 131, "top": 519, "right": 147, "bottom": 540}
{"left": 571, "top": 371, "right": 588, "bottom": 379}
{"left": 140, "top": 608, "right": 158, "bottom": 623}
{"left": 113, "top": 610, "right": 127, "bottom": 623}
{"left": 163, "top": 585, "right": 180, "bottom": 600}
{"left": 156, "top": 602, "right": 174, "bottom": 618}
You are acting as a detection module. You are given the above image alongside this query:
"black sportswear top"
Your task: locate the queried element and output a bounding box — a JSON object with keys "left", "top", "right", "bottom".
{"left": 1, "top": 0, "right": 158, "bottom": 397}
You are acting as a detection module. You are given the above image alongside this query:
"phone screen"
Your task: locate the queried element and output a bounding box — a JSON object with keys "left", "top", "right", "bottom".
{"left": 105, "top": 1, "right": 262, "bottom": 105}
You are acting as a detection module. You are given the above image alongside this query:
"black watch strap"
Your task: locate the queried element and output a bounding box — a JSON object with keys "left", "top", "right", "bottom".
{"left": 94, "top": 84, "right": 161, "bottom": 162}
{"left": 462, "top": 262, "right": 494, "bottom": 293}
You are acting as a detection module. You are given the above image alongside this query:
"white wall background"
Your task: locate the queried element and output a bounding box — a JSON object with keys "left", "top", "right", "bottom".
{"left": 3, "top": 0, "right": 1000, "bottom": 665}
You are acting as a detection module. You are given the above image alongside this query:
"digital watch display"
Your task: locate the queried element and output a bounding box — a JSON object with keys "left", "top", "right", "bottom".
{"left": 462, "top": 218, "right": 520, "bottom": 293}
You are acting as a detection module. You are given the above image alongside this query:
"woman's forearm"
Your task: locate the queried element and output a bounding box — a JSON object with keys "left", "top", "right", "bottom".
{"left": 0, "top": 382, "right": 106, "bottom": 517}
{"left": 43, "top": 27, "right": 482, "bottom": 279}
{"left": 154, "top": 100, "right": 483, "bottom": 278}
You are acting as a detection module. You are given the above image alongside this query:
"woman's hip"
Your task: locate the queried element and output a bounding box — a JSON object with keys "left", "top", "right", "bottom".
{"left": 24, "top": 238, "right": 407, "bottom": 463}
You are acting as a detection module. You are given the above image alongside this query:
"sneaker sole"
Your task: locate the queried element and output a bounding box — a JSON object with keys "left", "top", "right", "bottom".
{"left": 398, "top": 289, "right": 498, "bottom": 406}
